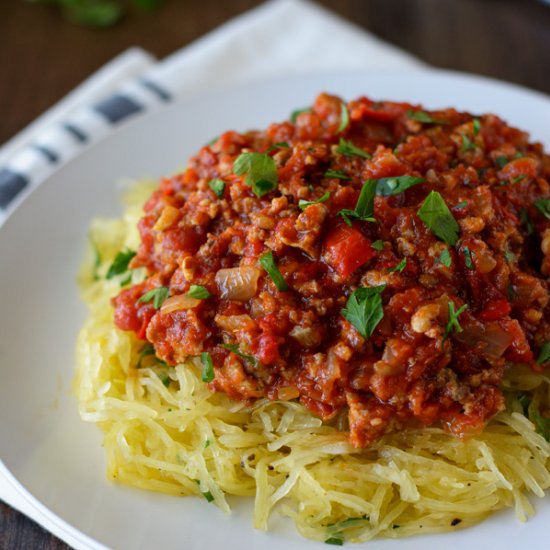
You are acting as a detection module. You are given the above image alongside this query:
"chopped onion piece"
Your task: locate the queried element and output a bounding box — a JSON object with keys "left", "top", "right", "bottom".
{"left": 160, "top": 294, "right": 201, "bottom": 314}
{"left": 277, "top": 386, "right": 300, "bottom": 401}
{"left": 215, "top": 266, "right": 262, "bottom": 301}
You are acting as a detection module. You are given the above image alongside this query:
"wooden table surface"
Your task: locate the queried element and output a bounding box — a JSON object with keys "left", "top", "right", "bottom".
{"left": 1, "top": 0, "right": 549, "bottom": 548}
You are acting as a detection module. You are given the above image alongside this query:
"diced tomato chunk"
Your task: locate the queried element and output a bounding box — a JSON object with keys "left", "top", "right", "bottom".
{"left": 324, "top": 223, "right": 376, "bottom": 277}
{"left": 478, "top": 299, "right": 512, "bottom": 321}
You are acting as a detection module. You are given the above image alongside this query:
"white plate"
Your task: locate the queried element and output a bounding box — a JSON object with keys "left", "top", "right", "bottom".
{"left": 1, "top": 70, "right": 549, "bottom": 550}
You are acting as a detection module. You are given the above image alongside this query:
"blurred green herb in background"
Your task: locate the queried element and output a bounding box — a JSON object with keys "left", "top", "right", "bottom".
{"left": 27, "top": 0, "right": 163, "bottom": 28}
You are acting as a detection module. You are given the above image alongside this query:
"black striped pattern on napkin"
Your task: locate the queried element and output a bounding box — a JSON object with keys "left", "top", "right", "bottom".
{"left": 0, "top": 78, "right": 171, "bottom": 213}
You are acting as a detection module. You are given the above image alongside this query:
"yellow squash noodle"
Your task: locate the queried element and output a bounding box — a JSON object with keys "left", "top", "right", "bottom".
{"left": 75, "top": 182, "right": 550, "bottom": 544}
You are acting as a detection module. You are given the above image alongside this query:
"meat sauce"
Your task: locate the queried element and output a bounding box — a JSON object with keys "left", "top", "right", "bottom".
{"left": 112, "top": 93, "right": 550, "bottom": 447}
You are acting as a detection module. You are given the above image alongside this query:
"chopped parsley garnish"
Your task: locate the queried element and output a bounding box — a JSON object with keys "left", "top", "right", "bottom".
{"left": 461, "top": 134, "right": 478, "bottom": 153}
{"left": 157, "top": 371, "right": 170, "bottom": 387}
{"left": 437, "top": 248, "right": 452, "bottom": 267}
{"left": 443, "top": 302, "right": 468, "bottom": 342}
{"left": 202, "top": 490, "right": 215, "bottom": 503}
{"left": 417, "top": 191, "right": 460, "bottom": 245}
{"left": 406, "top": 110, "right": 447, "bottom": 125}
{"left": 324, "top": 537, "right": 344, "bottom": 546}
{"left": 136, "top": 344, "right": 167, "bottom": 369}
{"left": 266, "top": 141, "right": 290, "bottom": 153}
{"left": 106, "top": 249, "right": 136, "bottom": 280}
{"left": 472, "top": 118, "right": 481, "bottom": 136}
{"left": 259, "top": 250, "right": 288, "bottom": 291}
{"left": 388, "top": 258, "right": 407, "bottom": 273}
{"left": 519, "top": 208, "right": 534, "bottom": 235}
{"left": 341, "top": 285, "right": 386, "bottom": 340}
{"left": 201, "top": 352, "right": 215, "bottom": 383}
{"left": 504, "top": 250, "right": 516, "bottom": 263}
{"left": 89, "top": 237, "right": 101, "bottom": 281}
{"left": 208, "top": 178, "right": 225, "bottom": 198}
{"left": 337, "top": 179, "right": 376, "bottom": 226}
{"left": 186, "top": 285, "right": 211, "bottom": 300}
{"left": 325, "top": 169, "right": 350, "bottom": 180}
{"left": 536, "top": 342, "right": 550, "bottom": 365}
{"left": 455, "top": 201, "right": 468, "bottom": 209}
{"left": 535, "top": 198, "right": 550, "bottom": 220}
{"left": 533, "top": 412, "right": 550, "bottom": 442}
{"left": 375, "top": 176, "right": 425, "bottom": 196}
{"left": 463, "top": 247, "right": 475, "bottom": 270}
{"left": 204, "top": 439, "right": 211, "bottom": 448}
{"left": 221, "top": 343, "right": 258, "bottom": 366}
{"left": 290, "top": 107, "right": 312, "bottom": 123}
{"left": 511, "top": 174, "right": 526, "bottom": 185}
{"left": 337, "top": 102, "right": 350, "bottom": 133}
{"left": 495, "top": 156, "right": 508, "bottom": 168}
{"left": 299, "top": 192, "right": 331, "bottom": 210}
{"left": 326, "top": 516, "right": 369, "bottom": 536}
{"left": 371, "top": 240, "right": 384, "bottom": 252}
{"left": 138, "top": 286, "right": 169, "bottom": 309}
{"left": 336, "top": 138, "right": 372, "bottom": 160}
{"left": 233, "top": 152, "right": 278, "bottom": 197}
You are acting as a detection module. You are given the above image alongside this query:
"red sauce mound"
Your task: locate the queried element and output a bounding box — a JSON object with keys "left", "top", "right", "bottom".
{"left": 112, "top": 93, "right": 550, "bottom": 447}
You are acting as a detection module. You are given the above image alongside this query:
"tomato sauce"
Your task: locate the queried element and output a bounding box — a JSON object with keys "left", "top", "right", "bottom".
{"left": 112, "top": 93, "right": 550, "bottom": 447}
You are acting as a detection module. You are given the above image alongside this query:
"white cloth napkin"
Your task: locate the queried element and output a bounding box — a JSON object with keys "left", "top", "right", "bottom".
{"left": 0, "top": 0, "right": 424, "bottom": 547}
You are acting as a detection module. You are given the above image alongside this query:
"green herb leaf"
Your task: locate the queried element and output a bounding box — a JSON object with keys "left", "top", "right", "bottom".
{"left": 495, "top": 156, "right": 508, "bottom": 168}
{"left": 534, "top": 198, "right": 550, "bottom": 220}
{"left": 505, "top": 250, "right": 518, "bottom": 265}
{"left": 375, "top": 176, "right": 425, "bottom": 196}
{"left": 511, "top": 175, "right": 526, "bottom": 185}
{"left": 473, "top": 118, "right": 481, "bottom": 136}
{"left": 341, "top": 285, "right": 386, "bottom": 340}
{"left": 337, "top": 102, "right": 350, "bottom": 133}
{"left": 324, "top": 537, "right": 344, "bottom": 546}
{"left": 298, "top": 192, "right": 331, "bottom": 210}
{"left": 62, "top": 0, "right": 123, "bottom": 27}
{"left": 106, "top": 249, "right": 136, "bottom": 279}
{"left": 417, "top": 191, "right": 460, "bottom": 245}
{"left": 388, "top": 258, "right": 407, "bottom": 273}
{"left": 201, "top": 352, "right": 215, "bottom": 383}
{"left": 461, "top": 134, "right": 478, "bottom": 153}
{"left": 406, "top": 110, "right": 447, "bottom": 125}
{"left": 443, "top": 302, "right": 468, "bottom": 342}
{"left": 157, "top": 371, "right": 170, "bottom": 387}
{"left": 532, "top": 411, "right": 550, "bottom": 441}
{"left": 233, "top": 152, "right": 278, "bottom": 197}
{"left": 519, "top": 208, "right": 534, "bottom": 235}
{"left": 437, "top": 248, "right": 452, "bottom": 267}
{"left": 138, "top": 286, "right": 169, "bottom": 309}
{"left": 326, "top": 516, "right": 369, "bottom": 536}
{"left": 187, "top": 285, "right": 211, "bottom": 300}
{"left": 337, "top": 179, "right": 377, "bottom": 226}
{"left": 208, "top": 178, "right": 225, "bottom": 198}
{"left": 204, "top": 439, "right": 211, "bottom": 448}
{"left": 336, "top": 138, "right": 371, "bottom": 160}
{"left": 260, "top": 250, "right": 288, "bottom": 291}
{"left": 463, "top": 247, "right": 475, "bottom": 270}
{"left": 266, "top": 142, "right": 290, "bottom": 153}
{"left": 136, "top": 344, "right": 166, "bottom": 369}
{"left": 325, "top": 169, "right": 350, "bottom": 180}
{"left": 536, "top": 341, "right": 550, "bottom": 364}
{"left": 202, "top": 490, "right": 215, "bottom": 503}
{"left": 133, "top": 0, "right": 163, "bottom": 11}
{"left": 455, "top": 201, "right": 468, "bottom": 209}
{"left": 371, "top": 240, "right": 384, "bottom": 252}
{"left": 221, "top": 343, "right": 257, "bottom": 366}
{"left": 290, "top": 107, "right": 312, "bottom": 123}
